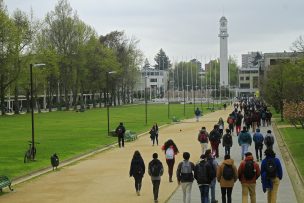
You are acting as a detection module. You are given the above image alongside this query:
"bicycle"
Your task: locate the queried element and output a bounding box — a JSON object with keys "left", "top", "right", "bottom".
{"left": 24, "top": 141, "right": 39, "bottom": 163}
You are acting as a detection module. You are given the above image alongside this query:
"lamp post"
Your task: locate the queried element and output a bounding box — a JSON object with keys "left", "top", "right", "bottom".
{"left": 183, "top": 85, "right": 186, "bottom": 116}
{"left": 167, "top": 80, "right": 170, "bottom": 119}
{"left": 30, "top": 63, "right": 45, "bottom": 160}
{"left": 145, "top": 76, "right": 148, "bottom": 125}
{"left": 106, "top": 71, "right": 117, "bottom": 135}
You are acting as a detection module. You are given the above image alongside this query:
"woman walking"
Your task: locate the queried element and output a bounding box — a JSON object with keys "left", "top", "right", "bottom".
{"left": 149, "top": 123, "right": 159, "bottom": 146}
{"left": 129, "top": 150, "right": 145, "bottom": 196}
{"left": 217, "top": 154, "right": 238, "bottom": 203}
{"left": 162, "top": 139, "right": 179, "bottom": 182}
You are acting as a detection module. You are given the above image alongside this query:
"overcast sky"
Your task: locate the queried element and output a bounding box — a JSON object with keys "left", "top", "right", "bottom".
{"left": 5, "top": 0, "right": 304, "bottom": 66}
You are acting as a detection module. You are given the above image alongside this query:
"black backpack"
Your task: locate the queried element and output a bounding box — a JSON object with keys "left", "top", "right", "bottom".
{"left": 150, "top": 161, "right": 162, "bottom": 177}
{"left": 195, "top": 161, "right": 210, "bottom": 184}
{"left": 244, "top": 160, "right": 256, "bottom": 180}
{"left": 266, "top": 159, "right": 277, "bottom": 179}
{"left": 222, "top": 164, "right": 234, "bottom": 180}
{"left": 208, "top": 159, "right": 216, "bottom": 180}
{"left": 265, "top": 135, "right": 273, "bottom": 146}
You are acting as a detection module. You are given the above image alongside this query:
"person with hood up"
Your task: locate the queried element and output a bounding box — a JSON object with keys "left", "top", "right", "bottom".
{"left": 217, "top": 154, "right": 238, "bottom": 203}
{"left": 261, "top": 149, "right": 283, "bottom": 203}
{"left": 129, "top": 150, "right": 145, "bottom": 196}
{"left": 238, "top": 152, "right": 260, "bottom": 203}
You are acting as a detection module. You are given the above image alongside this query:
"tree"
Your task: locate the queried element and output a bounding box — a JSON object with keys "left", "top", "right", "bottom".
{"left": 291, "top": 35, "right": 304, "bottom": 52}
{"left": 154, "top": 49, "right": 171, "bottom": 70}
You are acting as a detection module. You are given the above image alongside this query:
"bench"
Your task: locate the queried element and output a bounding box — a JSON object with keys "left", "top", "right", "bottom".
{"left": 172, "top": 116, "right": 180, "bottom": 122}
{"left": 125, "top": 130, "right": 137, "bottom": 142}
{"left": 0, "top": 176, "right": 13, "bottom": 192}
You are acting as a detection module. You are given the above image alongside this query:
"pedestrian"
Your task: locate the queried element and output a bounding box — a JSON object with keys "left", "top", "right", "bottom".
{"left": 264, "top": 130, "right": 274, "bottom": 150}
{"left": 261, "top": 148, "right": 283, "bottom": 203}
{"left": 218, "top": 117, "right": 224, "bottom": 136}
{"left": 161, "top": 139, "right": 179, "bottom": 182}
{"left": 227, "top": 114, "right": 235, "bottom": 134}
{"left": 205, "top": 149, "right": 219, "bottom": 203}
{"left": 238, "top": 152, "right": 260, "bottom": 203}
{"left": 195, "top": 107, "right": 202, "bottom": 122}
{"left": 129, "top": 150, "right": 145, "bottom": 196}
{"left": 209, "top": 124, "right": 221, "bottom": 158}
{"left": 115, "top": 122, "right": 126, "bottom": 148}
{"left": 149, "top": 124, "right": 159, "bottom": 146}
{"left": 222, "top": 129, "right": 233, "bottom": 156}
{"left": 265, "top": 110, "right": 272, "bottom": 126}
{"left": 235, "top": 111, "right": 243, "bottom": 136}
{"left": 253, "top": 128, "right": 264, "bottom": 161}
{"left": 217, "top": 154, "right": 238, "bottom": 203}
{"left": 197, "top": 127, "right": 209, "bottom": 155}
{"left": 238, "top": 126, "right": 252, "bottom": 160}
{"left": 244, "top": 113, "right": 252, "bottom": 131}
{"left": 148, "top": 153, "right": 164, "bottom": 203}
{"left": 194, "top": 154, "right": 213, "bottom": 203}
{"left": 176, "top": 152, "right": 195, "bottom": 203}
{"left": 223, "top": 103, "right": 227, "bottom": 110}
{"left": 251, "top": 111, "right": 259, "bottom": 133}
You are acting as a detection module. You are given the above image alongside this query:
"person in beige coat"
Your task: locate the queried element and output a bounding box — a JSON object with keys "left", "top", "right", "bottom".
{"left": 217, "top": 154, "right": 238, "bottom": 203}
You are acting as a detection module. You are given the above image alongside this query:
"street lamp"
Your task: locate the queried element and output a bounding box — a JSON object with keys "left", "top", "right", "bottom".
{"left": 30, "top": 63, "right": 45, "bottom": 160}
{"left": 106, "top": 71, "right": 117, "bottom": 135}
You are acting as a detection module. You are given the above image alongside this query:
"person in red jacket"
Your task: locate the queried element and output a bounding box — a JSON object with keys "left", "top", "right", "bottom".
{"left": 238, "top": 152, "right": 260, "bottom": 203}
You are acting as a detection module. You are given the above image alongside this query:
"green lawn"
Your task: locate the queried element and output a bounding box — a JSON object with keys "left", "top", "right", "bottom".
{"left": 0, "top": 103, "right": 220, "bottom": 179}
{"left": 280, "top": 127, "right": 304, "bottom": 178}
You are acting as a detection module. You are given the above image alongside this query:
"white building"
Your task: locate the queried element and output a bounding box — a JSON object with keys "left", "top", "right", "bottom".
{"left": 135, "top": 67, "right": 168, "bottom": 100}
{"left": 219, "top": 16, "right": 229, "bottom": 86}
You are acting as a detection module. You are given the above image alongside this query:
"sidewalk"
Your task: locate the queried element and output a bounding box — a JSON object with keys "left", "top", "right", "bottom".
{"left": 168, "top": 114, "right": 297, "bottom": 202}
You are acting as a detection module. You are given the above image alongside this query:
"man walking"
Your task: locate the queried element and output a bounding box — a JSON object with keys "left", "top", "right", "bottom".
{"left": 264, "top": 130, "right": 275, "bottom": 150}
{"left": 238, "top": 127, "right": 252, "bottom": 160}
{"left": 238, "top": 152, "right": 260, "bottom": 203}
{"left": 205, "top": 149, "right": 218, "bottom": 203}
{"left": 176, "top": 152, "right": 195, "bottom": 203}
{"left": 115, "top": 122, "right": 126, "bottom": 148}
{"left": 209, "top": 125, "right": 221, "bottom": 158}
{"left": 148, "top": 153, "right": 164, "bottom": 203}
{"left": 197, "top": 127, "right": 209, "bottom": 155}
{"left": 195, "top": 107, "right": 202, "bottom": 122}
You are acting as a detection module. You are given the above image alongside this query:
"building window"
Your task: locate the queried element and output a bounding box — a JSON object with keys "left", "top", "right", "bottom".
{"left": 240, "top": 77, "right": 244, "bottom": 81}
{"left": 150, "top": 78, "right": 157, "bottom": 82}
{"left": 246, "top": 77, "right": 250, "bottom": 80}
{"left": 240, "top": 83, "right": 250, "bottom": 89}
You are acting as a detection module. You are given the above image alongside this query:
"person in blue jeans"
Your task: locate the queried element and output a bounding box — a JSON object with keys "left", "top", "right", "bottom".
{"left": 238, "top": 126, "right": 252, "bottom": 160}
{"left": 205, "top": 149, "right": 218, "bottom": 203}
{"left": 194, "top": 154, "right": 213, "bottom": 203}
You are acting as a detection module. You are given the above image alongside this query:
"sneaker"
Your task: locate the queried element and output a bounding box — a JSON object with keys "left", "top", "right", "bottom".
{"left": 154, "top": 200, "right": 158, "bottom": 203}
{"left": 136, "top": 191, "right": 140, "bottom": 196}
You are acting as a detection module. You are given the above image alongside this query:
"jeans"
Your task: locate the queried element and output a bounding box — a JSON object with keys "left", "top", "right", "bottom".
{"left": 134, "top": 176, "right": 142, "bottom": 191}
{"left": 208, "top": 178, "right": 216, "bottom": 202}
{"left": 118, "top": 136, "right": 124, "bottom": 148}
{"left": 166, "top": 159, "right": 175, "bottom": 181}
{"left": 224, "top": 146, "right": 230, "bottom": 156}
{"left": 267, "top": 177, "right": 280, "bottom": 203}
{"left": 242, "top": 183, "right": 256, "bottom": 203}
{"left": 255, "top": 144, "right": 263, "bottom": 160}
{"left": 199, "top": 185, "right": 209, "bottom": 203}
{"left": 221, "top": 187, "right": 232, "bottom": 203}
{"left": 241, "top": 144, "right": 249, "bottom": 160}
{"left": 152, "top": 180, "right": 160, "bottom": 201}
{"left": 181, "top": 182, "right": 193, "bottom": 203}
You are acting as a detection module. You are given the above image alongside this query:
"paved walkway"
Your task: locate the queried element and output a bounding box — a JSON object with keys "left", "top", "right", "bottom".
{"left": 168, "top": 109, "right": 297, "bottom": 202}
{"left": 0, "top": 107, "right": 297, "bottom": 203}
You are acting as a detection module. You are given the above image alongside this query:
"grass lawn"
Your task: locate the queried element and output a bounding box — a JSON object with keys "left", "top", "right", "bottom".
{"left": 280, "top": 127, "right": 304, "bottom": 178}
{"left": 0, "top": 103, "right": 221, "bottom": 179}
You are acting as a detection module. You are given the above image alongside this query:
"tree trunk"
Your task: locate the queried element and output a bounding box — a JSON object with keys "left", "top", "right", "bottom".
{"left": 92, "top": 92, "right": 96, "bottom": 108}
{"left": 0, "top": 78, "right": 6, "bottom": 116}
{"left": 13, "top": 85, "right": 20, "bottom": 114}
{"left": 26, "top": 90, "right": 30, "bottom": 113}
{"left": 280, "top": 100, "right": 284, "bottom": 122}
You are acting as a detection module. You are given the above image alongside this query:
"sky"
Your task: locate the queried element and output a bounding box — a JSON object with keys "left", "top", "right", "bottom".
{"left": 4, "top": 0, "right": 304, "bottom": 66}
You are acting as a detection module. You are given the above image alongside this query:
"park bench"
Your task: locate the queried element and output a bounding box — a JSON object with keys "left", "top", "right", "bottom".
{"left": 0, "top": 176, "right": 13, "bottom": 192}
{"left": 125, "top": 130, "right": 137, "bottom": 142}
{"left": 172, "top": 116, "right": 180, "bottom": 122}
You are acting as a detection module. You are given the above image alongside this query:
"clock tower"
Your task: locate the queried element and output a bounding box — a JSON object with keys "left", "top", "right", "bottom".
{"left": 219, "top": 16, "right": 229, "bottom": 86}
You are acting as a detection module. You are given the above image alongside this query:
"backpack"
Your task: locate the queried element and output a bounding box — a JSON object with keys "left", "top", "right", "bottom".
{"left": 117, "top": 127, "right": 123, "bottom": 136}
{"left": 265, "top": 135, "right": 274, "bottom": 146}
{"left": 150, "top": 161, "right": 162, "bottom": 177}
{"left": 244, "top": 160, "right": 256, "bottom": 180}
{"left": 222, "top": 164, "right": 234, "bottom": 180}
{"left": 195, "top": 161, "right": 210, "bottom": 183}
{"left": 180, "top": 161, "right": 193, "bottom": 181}
{"left": 266, "top": 158, "right": 277, "bottom": 179}
{"left": 255, "top": 134, "right": 263, "bottom": 144}
{"left": 165, "top": 148, "right": 174, "bottom": 159}
{"left": 208, "top": 159, "right": 216, "bottom": 180}
{"left": 199, "top": 132, "right": 208, "bottom": 143}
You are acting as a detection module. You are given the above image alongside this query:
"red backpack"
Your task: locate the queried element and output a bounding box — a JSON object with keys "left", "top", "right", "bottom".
{"left": 198, "top": 132, "right": 208, "bottom": 143}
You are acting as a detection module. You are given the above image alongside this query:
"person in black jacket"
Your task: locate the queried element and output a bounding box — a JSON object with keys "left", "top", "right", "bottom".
{"left": 148, "top": 153, "right": 163, "bottom": 202}
{"left": 116, "top": 122, "right": 126, "bottom": 148}
{"left": 194, "top": 154, "right": 213, "bottom": 203}
{"left": 222, "top": 129, "right": 233, "bottom": 156}
{"left": 129, "top": 150, "right": 145, "bottom": 196}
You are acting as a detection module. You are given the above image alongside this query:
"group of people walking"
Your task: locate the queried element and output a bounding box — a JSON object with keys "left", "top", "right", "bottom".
{"left": 127, "top": 98, "right": 283, "bottom": 203}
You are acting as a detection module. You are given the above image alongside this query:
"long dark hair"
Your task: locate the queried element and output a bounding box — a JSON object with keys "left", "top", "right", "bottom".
{"left": 132, "top": 150, "right": 142, "bottom": 160}
{"left": 163, "top": 139, "right": 179, "bottom": 153}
